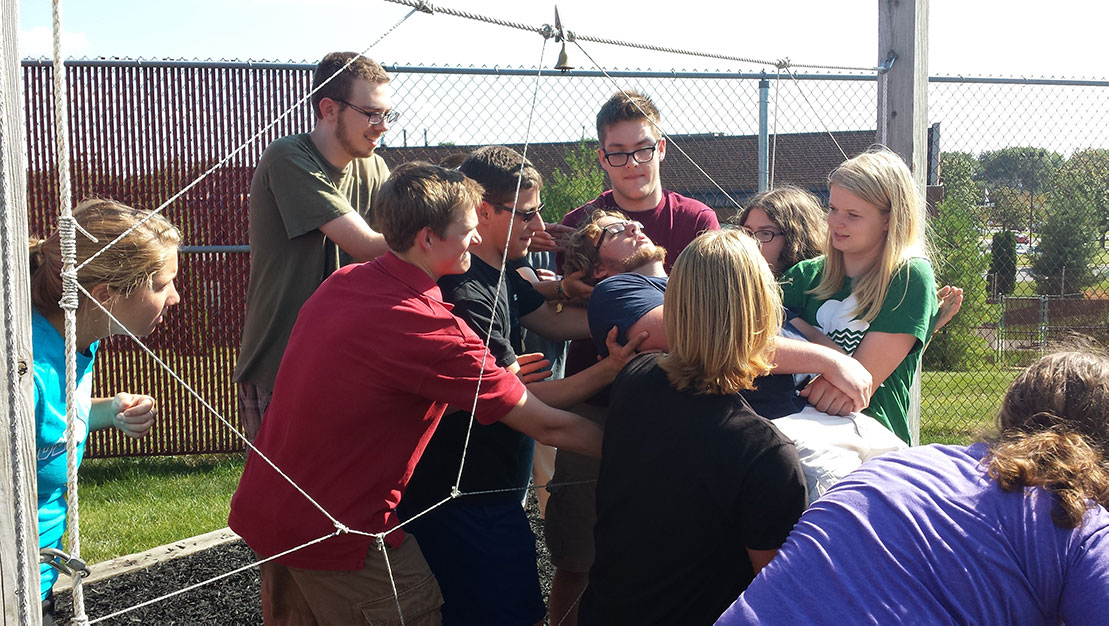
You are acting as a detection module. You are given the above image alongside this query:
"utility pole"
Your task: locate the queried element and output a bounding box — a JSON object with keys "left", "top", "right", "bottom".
{"left": 878, "top": 0, "right": 929, "bottom": 446}
{"left": 1, "top": 0, "right": 42, "bottom": 622}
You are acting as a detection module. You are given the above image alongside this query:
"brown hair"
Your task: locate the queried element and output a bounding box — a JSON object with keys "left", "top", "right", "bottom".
{"left": 311, "top": 52, "right": 390, "bottom": 119}
{"left": 659, "top": 229, "right": 781, "bottom": 395}
{"left": 458, "top": 145, "right": 543, "bottom": 205}
{"left": 30, "top": 198, "right": 181, "bottom": 313}
{"left": 375, "top": 162, "right": 484, "bottom": 252}
{"left": 596, "top": 90, "right": 661, "bottom": 145}
{"left": 735, "top": 185, "right": 827, "bottom": 276}
{"left": 987, "top": 349, "right": 1109, "bottom": 528}
{"left": 561, "top": 209, "right": 629, "bottom": 281}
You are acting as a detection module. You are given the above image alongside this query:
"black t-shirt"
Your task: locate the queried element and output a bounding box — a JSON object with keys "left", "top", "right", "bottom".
{"left": 399, "top": 256, "right": 546, "bottom": 515}
{"left": 579, "top": 353, "right": 807, "bottom": 626}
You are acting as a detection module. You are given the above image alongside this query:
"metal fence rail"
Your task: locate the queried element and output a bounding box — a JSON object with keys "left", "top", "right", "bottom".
{"left": 21, "top": 60, "right": 1109, "bottom": 455}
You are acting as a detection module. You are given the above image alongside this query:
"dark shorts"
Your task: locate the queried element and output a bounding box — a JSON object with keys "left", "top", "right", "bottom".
{"left": 405, "top": 499, "right": 545, "bottom": 625}
{"left": 236, "top": 382, "right": 272, "bottom": 443}
{"left": 544, "top": 449, "right": 600, "bottom": 573}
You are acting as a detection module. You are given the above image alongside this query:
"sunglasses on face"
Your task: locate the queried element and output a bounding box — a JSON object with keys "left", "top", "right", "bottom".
{"left": 595, "top": 220, "right": 644, "bottom": 249}
{"left": 492, "top": 203, "right": 544, "bottom": 223}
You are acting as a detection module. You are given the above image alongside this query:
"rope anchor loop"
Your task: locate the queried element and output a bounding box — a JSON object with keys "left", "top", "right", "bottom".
{"left": 40, "top": 547, "right": 92, "bottom": 579}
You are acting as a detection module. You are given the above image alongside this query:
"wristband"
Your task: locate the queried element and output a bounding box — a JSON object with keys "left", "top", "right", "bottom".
{"left": 555, "top": 279, "right": 568, "bottom": 300}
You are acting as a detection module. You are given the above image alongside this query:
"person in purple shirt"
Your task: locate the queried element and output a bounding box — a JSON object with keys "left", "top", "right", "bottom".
{"left": 717, "top": 348, "right": 1109, "bottom": 625}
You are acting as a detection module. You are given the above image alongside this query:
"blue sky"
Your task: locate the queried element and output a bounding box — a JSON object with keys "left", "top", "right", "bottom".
{"left": 16, "top": 0, "right": 1109, "bottom": 79}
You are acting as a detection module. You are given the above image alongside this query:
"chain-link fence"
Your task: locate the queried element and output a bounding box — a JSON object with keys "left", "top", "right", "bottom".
{"left": 924, "top": 76, "right": 1109, "bottom": 443}
{"left": 21, "top": 60, "right": 1109, "bottom": 454}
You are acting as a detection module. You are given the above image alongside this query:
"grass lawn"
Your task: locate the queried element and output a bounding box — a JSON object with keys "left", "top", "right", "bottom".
{"left": 920, "top": 369, "right": 1019, "bottom": 445}
{"left": 68, "top": 454, "right": 245, "bottom": 564}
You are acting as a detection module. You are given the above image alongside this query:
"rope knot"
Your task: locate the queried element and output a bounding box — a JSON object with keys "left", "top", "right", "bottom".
{"left": 333, "top": 522, "right": 351, "bottom": 534}
{"left": 58, "top": 268, "right": 80, "bottom": 311}
{"left": 414, "top": 0, "right": 434, "bottom": 14}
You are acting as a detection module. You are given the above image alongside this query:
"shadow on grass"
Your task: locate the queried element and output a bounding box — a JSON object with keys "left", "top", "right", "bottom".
{"left": 78, "top": 453, "right": 247, "bottom": 487}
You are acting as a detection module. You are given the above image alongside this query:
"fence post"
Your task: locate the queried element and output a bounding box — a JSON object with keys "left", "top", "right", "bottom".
{"left": 879, "top": 0, "right": 929, "bottom": 446}
{"left": 1039, "top": 295, "right": 1049, "bottom": 351}
{"left": 1, "top": 0, "right": 42, "bottom": 621}
{"left": 758, "top": 75, "right": 769, "bottom": 192}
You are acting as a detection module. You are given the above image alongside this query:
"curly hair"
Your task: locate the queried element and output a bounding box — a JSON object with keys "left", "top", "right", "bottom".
{"left": 561, "top": 208, "right": 629, "bottom": 281}
{"left": 986, "top": 349, "right": 1109, "bottom": 528}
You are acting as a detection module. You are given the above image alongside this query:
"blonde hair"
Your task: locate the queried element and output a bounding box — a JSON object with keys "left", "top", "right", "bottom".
{"left": 562, "top": 209, "right": 628, "bottom": 281}
{"left": 659, "top": 229, "right": 781, "bottom": 395}
{"left": 810, "top": 146, "right": 928, "bottom": 323}
{"left": 736, "top": 185, "right": 827, "bottom": 276}
{"left": 30, "top": 198, "right": 181, "bottom": 313}
{"left": 987, "top": 349, "right": 1109, "bottom": 528}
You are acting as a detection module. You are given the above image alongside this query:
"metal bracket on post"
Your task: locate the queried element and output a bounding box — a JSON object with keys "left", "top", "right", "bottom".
{"left": 39, "top": 548, "right": 91, "bottom": 580}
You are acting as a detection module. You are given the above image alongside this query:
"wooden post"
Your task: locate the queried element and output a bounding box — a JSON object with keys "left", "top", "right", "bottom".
{"left": 1, "top": 1, "right": 41, "bottom": 623}
{"left": 878, "top": 0, "right": 929, "bottom": 446}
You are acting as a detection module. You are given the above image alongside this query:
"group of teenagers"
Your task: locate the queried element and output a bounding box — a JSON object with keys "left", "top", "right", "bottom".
{"left": 31, "top": 51, "right": 1108, "bottom": 625}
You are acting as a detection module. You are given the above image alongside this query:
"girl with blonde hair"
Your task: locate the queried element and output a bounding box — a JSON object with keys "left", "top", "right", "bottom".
{"left": 33, "top": 199, "right": 181, "bottom": 622}
{"left": 781, "top": 146, "right": 938, "bottom": 442}
{"left": 579, "top": 229, "right": 807, "bottom": 626}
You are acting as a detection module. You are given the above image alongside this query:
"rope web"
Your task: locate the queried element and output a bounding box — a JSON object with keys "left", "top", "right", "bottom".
{"left": 33, "top": 1, "right": 889, "bottom": 623}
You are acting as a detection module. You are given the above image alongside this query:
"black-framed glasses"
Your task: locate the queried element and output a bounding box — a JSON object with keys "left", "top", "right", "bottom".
{"left": 741, "top": 227, "right": 783, "bottom": 245}
{"left": 335, "top": 99, "right": 400, "bottom": 125}
{"left": 492, "top": 202, "right": 544, "bottom": 223}
{"left": 595, "top": 220, "right": 644, "bottom": 249}
{"left": 602, "top": 143, "right": 658, "bottom": 167}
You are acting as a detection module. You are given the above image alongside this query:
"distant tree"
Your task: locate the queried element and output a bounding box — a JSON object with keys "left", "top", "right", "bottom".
{"left": 987, "top": 231, "right": 1017, "bottom": 296}
{"left": 937, "top": 151, "right": 983, "bottom": 208}
{"left": 1032, "top": 149, "right": 1109, "bottom": 295}
{"left": 988, "top": 186, "right": 1046, "bottom": 232}
{"left": 543, "top": 139, "right": 605, "bottom": 223}
{"left": 926, "top": 153, "right": 992, "bottom": 370}
{"left": 980, "top": 146, "right": 1063, "bottom": 192}
{"left": 979, "top": 147, "right": 1063, "bottom": 238}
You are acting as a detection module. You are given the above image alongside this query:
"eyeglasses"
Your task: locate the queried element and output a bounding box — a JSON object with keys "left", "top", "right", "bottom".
{"left": 595, "top": 220, "right": 644, "bottom": 249}
{"left": 602, "top": 143, "right": 658, "bottom": 167}
{"left": 492, "top": 203, "right": 544, "bottom": 223}
{"left": 335, "top": 99, "right": 400, "bottom": 125}
{"left": 741, "top": 227, "right": 783, "bottom": 245}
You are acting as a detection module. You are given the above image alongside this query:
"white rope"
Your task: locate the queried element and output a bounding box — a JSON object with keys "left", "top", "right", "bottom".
{"left": 73, "top": 5, "right": 422, "bottom": 276}
{"left": 571, "top": 39, "right": 745, "bottom": 211}
{"left": 782, "top": 66, "right": 850, "bottom": 163}
{"left": 40, "top": 4, "right": 891, "bottom": 622}
{"left": 379, "top": 536, "right": 407, "bottom": 626}
{"left": 452, "top": 37, "right": 549, "bottom": 491}
{"left": 50, "top": 0, "right": 92, "bottom": 623}
{"left": 73, "top": 282, "right": 345, "bottom": 528}
{"left": 87, "top": 529, "right": 341, "bottom": 624}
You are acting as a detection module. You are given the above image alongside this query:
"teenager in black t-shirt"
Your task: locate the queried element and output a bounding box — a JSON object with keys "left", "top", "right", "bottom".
{"left": 579, "top": 229, "right": 807, "bottom": 626}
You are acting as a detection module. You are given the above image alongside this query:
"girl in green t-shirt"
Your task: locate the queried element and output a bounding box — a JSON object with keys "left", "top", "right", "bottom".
{"left": 775, "top": 148, "right": 941, "bottom": 442}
